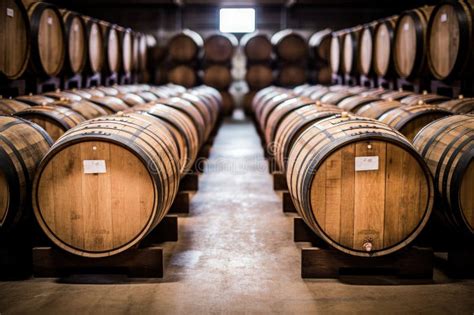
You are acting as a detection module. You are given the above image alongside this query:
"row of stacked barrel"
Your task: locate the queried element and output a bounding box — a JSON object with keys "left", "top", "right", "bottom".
{"left": 251, "top": 84, "right": 473, "bottom": 258}
{"left": 164, "top": 30, "right": 237, "bottom": 116}
{"left": 0, "top": 83, "right": 223, "bottom": 259}
{"left": 0, "top": 0, "right": 155, "bottom": 90}
{"left": 328, "top": 1, "right": 474, "bottom": 87}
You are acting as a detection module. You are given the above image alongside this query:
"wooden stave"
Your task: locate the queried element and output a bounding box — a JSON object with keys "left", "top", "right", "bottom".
{"left": 271, "top": 30, "right": 308, "bottom": 63}
{"left": 114, "top": 93, "right": 146, "bottom": 107}
{"left": 0, "top": 116, "right": 53, "bottom": 233}
{"left": 241, "top": 32, "right": 273, "bottom": 62}
{"left": 61, "top": 10, "right": 87, "bottom": 75}
{"left": 245, "top": 65, "right": 274, "bottom": 90}
{"left": 179, "top": 92, "right": 216, "bottom": 139}
{"left": 15, "top": 95, "right": 55, "bottom": 106}
{"left": 320, "top": 91, "right": 354, "bottom": 105}
{"left": 77, "top": 88, "right": 106, "bottom": 98}
{"left": 337, "top": 95, "right": 381, "bottom": 112}
{"left": 0, "top": 0, "right": 31, "bottom": 80}
{"left": 427, "top": 0, "right": 474, "bottom": 81}
{"left": 287, "top": 115, "right": 434, "bottom": 257}
{"left": 413, "top": 114, "right": 474, "bottom": 237}
{"left": 32, "top": 112, "right": 180, "bottom": 257}
{"left": 438, "top": 97, "right": 474, "bottom": 114}
{"left": 373, "top": 15, "right": 398, "bottom": 77}
{"left": 51, "top": 99, "right": 108, "bottom": 120}
{"left": 355, "top": 100, "right": 403, "bottom": 119}
{"left": 0, "top": 99, "right": 31, "bottom": 115}
{"left": 381, "top": 90, "right": 416, "bottom": 101}
{"left": 88, "top": 96, "right": 129, "bottom": 114}
{"left": 43, "top": 90, "right": 83, "bottom": 102}
{"left": 400, "top": 93, "right": 450, "bottom": 105}
{"left": 27, "top": 2, "right": 66, "bottom": 77}
{"left": 274, "top": 104, "right": 343, "bottom": 171}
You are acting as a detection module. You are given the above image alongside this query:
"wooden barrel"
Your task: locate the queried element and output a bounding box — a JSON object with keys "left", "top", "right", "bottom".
{"left": 115, "top": 93, "right": 146, "bottom": 107}
{"left": 338, "top": 95, "right": 381, "bottom": 112}
{"left": 357, "top": 22, "right": 377, "bottom": 76}
{"left": 99, "top": 21, "right": 121, "bottom": 74}
{"left": 252, "top": 87, "right": 286, "bottom": 115}
{"left": 394, "top": 6, "right": 434, "bottom": 79}
{"left": 189, "top": 87, "right": 223, "bottom": 121}
{"left": 243, "top": 91, "right": 257, "bottom": 114}
{"left": 83, "top": 16, "right": 104, "bottom": 74}
{"left": 361, "top": 87, "right": 388, "bottom": 97}
{"left": 15, "top": 94, "right": 54, "bottom": 106}
{"left": 274, "top": 104, "right": 343, "bottom": 171}
{"left": 96, "top": 86, "right": 119, "bottom": 96}
{"left": 131, "top": 103, "right": 200, "bottom": 174}
{"left": 308, "top": 29, "right": 332, "bottom": 63}
{"left": 400, "top": 93, "right": 450, "bottom": 105}
{"left": 0, "top": 0, "right": 30, "bottom": 80}
{"left": 118, "top": 27, "right": 133, "bottom": 74}
{"left": 132, "top": 32, "right": 140, "bottom": 72}
{"left": 379, "top": 104, "right": 452, "bottom": 141}
{"left": 355, "top": 100, "right": 402, "bottom": 119}
{"left": 381, "top": 90, "right": 415, "bottom": 101}
{"left": 413, "top": 115, "right": 474, "bottom": 238}
{"left": 0, "top": 99, "right": 30, "bottom": 115}
{"left": 77, "top": 88, "right": 105, "bottom": 98}
{"left": 138, "top": 33, "right": 148, "bottom": 72}
{"left": 427, "top": 0, "right": 474, "bottom": 80}
{"left": 27, "top": 2, "right": 66, "bottom": 77}
{"left": 320, "top": 91, "right": 354, "bottom": 105}
{"left": 373, "top": 16, "right": 398, "bottom": 77}
{"left": 52, "top": 99, "right": 108, "bottom": 120}
{"left": 287, "top": 114, "right": 434, "bottom": 257}
{"left": 43, "top": 90, "right": 82, "bottom": 102}
{"left": 315, "top": 66, "right": 333, "bottom": 85}
{"left": 89, "top": 96, "right": 129, "bottom": 114}
{"left": 276, "top": 66, "right": 306, "bottom": 87}
{"left": 294, "top": 85, "right": 321, "bottom": 97}
{"left": 342, "top": 26, "right": 363, "bottom": 75}
{"left": 257, "top": 92, "right": 296, "bottom": 128}
{"left": 0, "top": 116, "right": 52, "bottom": 233}
{"left": 329, "top": 31, "right": 344, "bottom": 74}
{"left": 135, "top": 91, "right": 158, "bottom": 102}
{"left": 204, "top": 33, "right": 238, "bottom": 63}
{"left": 438, "top": 96, "right": 474, "bottom": 114}
{"left": 61, "top": 10, "right": 86, "bottom": 75}
{"left": 203, "top": 65, "right": 232, "bottom": 90}
{"left": 167, "top": 65, "right": 197, "bottom": 88}
{"left": 309, "top": 86, "right": 331, "bottom": 101}
{"left": 246, "top": 65, "right": 273, "bottom": 90}
{"left": 179, "top": 92, "right": 216, "bottom": 138}
{"left": 271, "top": 30, "right": 308, "bottom": 63}
{"left": 220, "top": 91, "right": 235, "bottom": 116}
{"left": 168, "top": 29, "right": 203, "bottom": 63}
{"left": 15, "top": 105, "right": 86, "bottom": 141}
{"left": 241, "top": 32, "right": 272, "bottom": 62}
{"left": 32, "top": 112, "right": 181, "bottom": 257}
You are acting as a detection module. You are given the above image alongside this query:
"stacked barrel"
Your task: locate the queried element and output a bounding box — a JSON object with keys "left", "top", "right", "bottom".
{"left": 0, "top": 83, "right": 223, "bottom": 259}
{"left": 166, "top": 30, "right": 203, "bottom": 88}
{"left": 271, "top": 30, "right": 309, "bottom": 88}
{"left": 202, "top": 32, "right": 238, "bottom": 116}
{"left": 240, "top": 32, "right": 274, "bottom": 115}
{"left": 308, "top": 29, "right": 333, "bottom": 85}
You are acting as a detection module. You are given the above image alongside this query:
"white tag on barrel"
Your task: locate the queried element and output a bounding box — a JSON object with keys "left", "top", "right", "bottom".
{"left": 83, "top": 160, "right": 107, "bottom": 174}
{"left": 7, "top": 8, "right": 14, "bottom": 17}
{"left": 355, "top": 156, "right": 379, "bottom": 171}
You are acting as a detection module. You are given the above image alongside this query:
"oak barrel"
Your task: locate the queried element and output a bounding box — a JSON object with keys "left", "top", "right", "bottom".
{"left": 357, "top": 22, "right": 377, "bottom": 76}
{"left": 329, "top": 31, "right": 343, "bottom": 74}
{"left": 271, "top": 30, "right": 308, "bottom": 63}
{"left": 89, "top": 96, "right": 129, "bottom": 114}
{"left": 438, "top": 96, "right": 474, "bottom": 114}
{"left": 203, "top": 65, "right": 232, "bottom": 90}
{"left": 245, "top": 65, "right": 273, "bottom": 90}
{"left": 373, "top": 16, "right": 398, "bottom": 77}
{"left": 308, "top": 29, "right": 332, "bottom": 63}
{"left": 338, "top": 95, "right": 381, "bottom": 112}
{"left": 61, "top": 10, "right": 86, "bottom": 75}
{"left": 15, "top": 94, "right": 54, "bottom": 106}
{"left": 0, "top": 116, "right": 52, "bottom": 233}
{"left": 276, "top": 66, "right": 306, "bottom": 87}
{"left": 99, "top": 21, "right": 121, "bottom": 74}
{"left": 168, "top": 29, "right": 203, "bottom": 63}
{"left": 83, "top": 16, "right": 104, "bottom": 74}
{"left": 219, "top": 91, "right": 235, "bottom": 116}
{"left": 241, "top": 32, "right": 272, "bottom": 62}
{"left": 381, "top": 90, "right": 415, "bottom": 101}
{"left": 0, "top": 99, "right": 30, "bottom": 115}
{"left": 0, "top": 0, "right": 30, "bottom": 80}
{"left": 342, "top": 26, "right": 363, "bottom": 75}
{"left": 32, "top": 112, "right": 181, "bottom": 257}
{"left": 43, "top": 90, "right": 82, "bottom": 102}
{"left": 287, "top": 114, "right": 434, "bottom": 257}
{"left": 355, "top": 100, "right": 402, "bottom": 119}
{"left": 167, "top": 66, "right": 197, "bottom": 88}
{"left": 118, "top": 27, "right": 133, "bottom": 74}
{"left": 204, "top": 33, "right": 237, "bottom": 63}
{"left": 400, "top": 93, "right": 450, "bottom": 105}
{"left": 52, "top": 99, "right": 108, "bottom": 120}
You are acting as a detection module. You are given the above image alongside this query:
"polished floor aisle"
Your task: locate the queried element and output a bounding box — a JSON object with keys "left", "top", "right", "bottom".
{"left": 1, "top": 111, "right": 474, "bottom": 314}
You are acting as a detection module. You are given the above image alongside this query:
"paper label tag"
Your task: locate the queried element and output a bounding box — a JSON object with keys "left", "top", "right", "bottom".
{"left": 73, "top": 24, "right": 79, "bottom": 32}
{"left": 7, "top": 8, "right": 14, "bottom": 17}
{"left": 404, "top": 23, "right": 409, "bottom": 31}
{"left": 355, "top": 156, "right": 379, "bottom": 171}
{"left": 83, "top": 160, "right": 107, "bottom": 174}
{"left": 440, "top": 13, "right": 447, "bottom": 23}
{"left": 48, "top": 17, "right": 53, "bottom": 25}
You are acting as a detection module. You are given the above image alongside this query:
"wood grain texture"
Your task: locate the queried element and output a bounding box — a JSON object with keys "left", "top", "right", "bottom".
{"left": 0, "top": 99, "right": 30, "bottom": 115}
{"left": 271, "top": 30, "right": 308, "bottom": 63}
{"left": 61, "top": 10, "right": 86, "bottom": 74}
{"left": 168, "top": 30, "right": 202, "bottom": 63}
{"left": 373, "top": 16, "right": 397, "bottom": 77}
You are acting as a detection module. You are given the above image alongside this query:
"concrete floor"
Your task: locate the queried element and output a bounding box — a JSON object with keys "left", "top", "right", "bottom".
{"left": 1, "top": 110, "right": 474, "bottom": 314}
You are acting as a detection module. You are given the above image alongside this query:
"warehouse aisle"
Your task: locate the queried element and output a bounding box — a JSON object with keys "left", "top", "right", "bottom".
{"left": 1, "top": 110, "right": 474, "bottom": 314}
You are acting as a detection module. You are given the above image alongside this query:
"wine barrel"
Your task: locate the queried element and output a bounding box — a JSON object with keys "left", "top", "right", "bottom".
{"left": 118, "top": 27, "right": 133, "bottom": 74}
{"left": 394, "top": 6, "right": 434, "bottom": 79}
{"left": 316, "top": 66, "right": 333, "bottom": 85}
{"left": 52, "top": 99, "right": 108, "bottom": 120}
{"left": 438, "top": 96, "right": 474, "bottom": 114}
{"left": 0, "top": 116, "right": 52, "bottom": 233}
{"left": 355, "top": 100, "right": 402, "bottom": 119}
{"left": 220, "top": 91, "right": 235, "bottom": 116}
{"left": 179, "top": 92, "right": 215, "bottom": 138}
{"left": 15, "top": 105, "right": 86, "bottom": 141}
{"left": 400, "top": 93, "right": 450, "bottom": 105}
{"left": 308, "top": 29, "right": 332, "bottom": 63}
{"left": 0, "top": 99, "right": 30, "bottom": 115}
{"left": 357, "top": 22, "right": 377, "bottom": 76}
{"left": 89, "top": 96, "right": 129, "bottom": 114}
{"left": 276, "top": 66, "right": 306, "bottom": 87}
{"left": 27, "top": 2, "right": 66, "bottom": 77}
{"left": 61, "top": 10, "right": 86, "bottom": 75}
{"left": 338, "top": 95, "right": 381, "bottom": 112}
{"left": 243, "top": 91, "right": 257, "bottom": 114}
{"left": 271, "top": 30, "right": 308, "bottom": 63}
{"left": 274, "top": 104, "right": 343, "bottom": 171}
{"left": 373, "top": 16, "right": 398, "bottom": 77}
{"left": 15, "top": 95, "right": 54, "bottom": 106}
{"left": 329, "top": 31, "right": 344, "bottom": 74}
{"left": 241, "top": 32, "right": 272, "bottom": 62}
{"left": 0, "top": 0, "right": 30, "bottom": 80}
{"left": 115, "top": 93, "right": 145, "bottom": 107}
{"left": 381, "top": 90, "right": 415, "bottom": 101}
{"left": 252, "top": 87, "right": 286, "bottom": 115}
{"left": 32, "top": 112, "right": 181, "bottom": 257}
{"left": 257, "top": 92, "right": 296, "bottom": 128}
{"left": 78, "top": 88, "right": 105, "bottom": 98}
{"left": 342, "top": 26, "right": 363, "bottom": 75}
{"left": 427, "top": 0, "right": 474, "bottom": 80}
{"left": 203, "top": 65, "right": 232, "bottom": 90}
{"left": 132, "top": 32, "right": 140, "bottom": 72}
{"left": 309, "top": 86, "right": 331, "bottom": 101}
{"left": 204, "top": 33, "right": 237, "bottom": 64}
{"left": 413, "top": 115, "right": 474, "bottom": 238}
{"left": 99, "top": 21, "right": 121, "bottom": 74}
{"left": 135, "top": 91, "right": 158, "bottom": 103}
{"left": 167, "top": 66, "right": 197, "bottom": 88}
{"left": 96, "top": 86, "right": 119, "bottom": 96}
{"left": 320, "top": 91, "right": 353, "bottom": 105}
{"left": 379, "top": 104, "right": 452, "bottom": 141}
{"left": 294, "top": 85, "right": 322, "bottom": 97}
{"left": 43, "top": 90, "right": 82, "bottom": 102}
{"left": 246, "top": 65, "right": 273, "bottom": 90}
{"left": 168, "top": 29, "right": 203, "bottom": 63}
{"left": 287, "top": 114, "right": 434, "bottom": 257}
{"left": 132, "top": 103, "right": 200, "bottom": 174}
{"left": 361, "top": 87, "right": 388, "bottom": 98}
{"left": 83, "top": 16, "right": 104, "bottom": 74}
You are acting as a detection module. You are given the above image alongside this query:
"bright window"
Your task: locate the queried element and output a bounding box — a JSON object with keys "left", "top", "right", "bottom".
{"left": 219, "top": 8, "right": 255, "bottom": 33}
